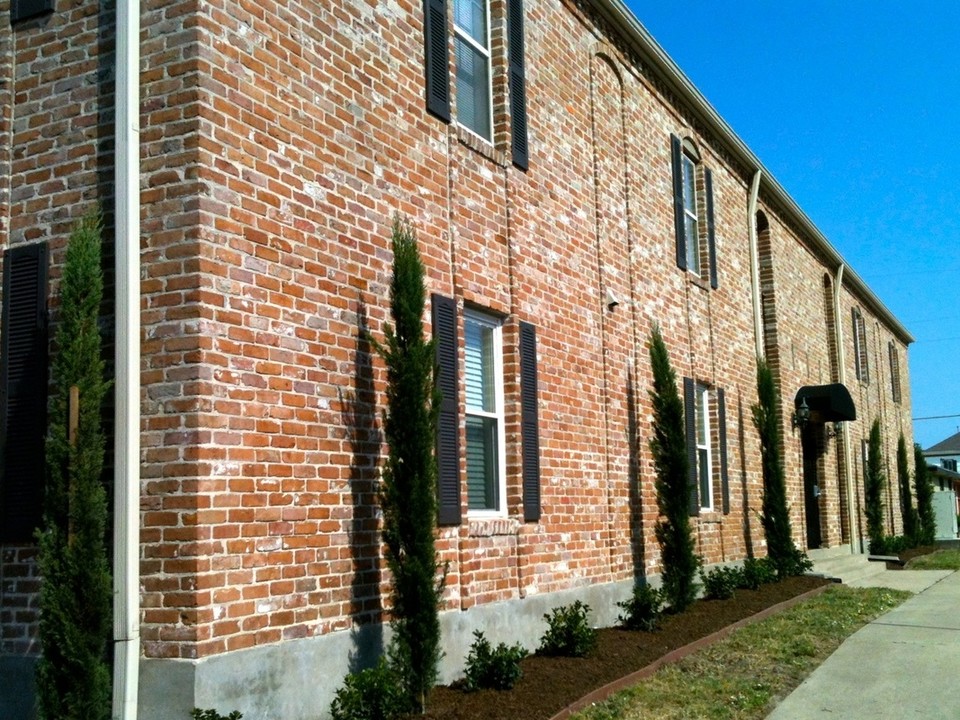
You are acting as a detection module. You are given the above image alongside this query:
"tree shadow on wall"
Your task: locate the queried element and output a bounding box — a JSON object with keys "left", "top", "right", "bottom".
{"left": 339, "top": 297, "right": 384, "bottom": 672}
{"left": 627, "top": 371, "right": 646, "bottom": 581}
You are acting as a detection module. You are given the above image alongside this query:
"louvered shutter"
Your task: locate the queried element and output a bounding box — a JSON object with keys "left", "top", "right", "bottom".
{"left": 432, "top": 294, "right": 460, "bottom": 524}
{"left": 717, "top": 387, "right": 729, "bottom": 514}
{"left": 683, "top": 377, "right": 699, "bottom": 516}
{"left": 519, "top": 321, "right": 540, "bottom": 522}
{"left": 424, "top": 0, "right": 451, "bottom": 122}
{"left": 507, "top": 0, "right": 529, "bottom": 170}
{"left": 706, "top": 168, "right": 717, "bottom": 289}
{"left": 11, "top": 0, "right": 53, "bottom": 24}
{"left": 671, "top": 135, "right": 686, "bottom": 271}
{"left": 0, "top": 243, "right": 49, "bottom": 541}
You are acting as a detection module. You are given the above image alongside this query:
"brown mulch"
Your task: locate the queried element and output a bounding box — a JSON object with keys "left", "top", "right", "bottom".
{"left": 418, "top": 575, "right": 829, "bottom": 720}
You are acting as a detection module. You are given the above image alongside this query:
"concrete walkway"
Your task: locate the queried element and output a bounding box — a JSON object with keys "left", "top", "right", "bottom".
{"left": 768, "top": 569, "right": 959, "bottom": 719}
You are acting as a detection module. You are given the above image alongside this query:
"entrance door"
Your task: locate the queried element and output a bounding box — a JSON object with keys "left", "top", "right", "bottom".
{"left": 801, "top": 426, "right": 821, "bottom": 549}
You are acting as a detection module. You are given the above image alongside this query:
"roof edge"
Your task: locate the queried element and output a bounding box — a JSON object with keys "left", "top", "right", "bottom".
{"left": 590, "top": 0, "right": 914, "bottom": 345}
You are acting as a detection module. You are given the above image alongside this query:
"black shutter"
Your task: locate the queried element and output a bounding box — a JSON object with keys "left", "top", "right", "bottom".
{"left": 717, "top": 387, "right": 729, "bottom": 515}
{"left": 0, "top": 243, "right": 49, "bottom": 542}
{"left": 671, "top": 135, "right": 686, "bottom": 271}
{"left": 519, "top": 321, "right": 540, "bottom": 522}
{"left": 11, "top": 0, "right": 53, "bottom": 24}
{"left": 852, "top": 309, "right": 861, "bottom": 382}
{"left": 432, "top": 294, "right": 460, "bottom": 525}
{"left": 706, "top": 168, "right": 717, "bottom": 289}
{"left": 507, "top": 0, "right": 529, "bottom": 170}
{"left": 683, "top": 377, "right": 699, "bottom": 516}
{"left": 423, "top": 0, "right": 451, "bottom": 122}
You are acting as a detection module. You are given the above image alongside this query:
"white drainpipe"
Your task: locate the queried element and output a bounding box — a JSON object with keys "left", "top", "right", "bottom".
{"left": 747, "top": 171, "right": 763, "bottom": 359}
{"left": 113, "top": 1, "right": 141, "bottom": 718}
{"left": 833, "top": 265, "right": 858, "bottom": 554}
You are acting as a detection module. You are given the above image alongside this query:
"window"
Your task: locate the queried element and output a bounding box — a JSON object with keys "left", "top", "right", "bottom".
{"left": 681, "top": 153, "right": 700, "bottom": 273}
{"left": 464, "top": 309, "right": 505, "bottom": 513}
{"left": 670, "top": 135, "right": 717, "bottom": 288}
{"left": 888, "top": 341, "right": 902, "bottom": 404}
{"left": 944, "top": 459, "right": 957, "bottom": 472}
{"left": 683, "top": 378, "right": 729, "bottom": 515}
{"left": 422, "top": 0, "right": 529, "bottom": 168}
{"left": 694, "top": 383, "right": 713, "bottom": 510}
{"left": 852, "top": 308, "right": 869, "bottom": 383}
{"left": 453, "top": 0, "right": 493, "bottom": 141}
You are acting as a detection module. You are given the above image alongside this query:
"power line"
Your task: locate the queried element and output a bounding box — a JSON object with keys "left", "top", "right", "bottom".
{"left": 913, "top": 414, "right": 960, "bottom": 421}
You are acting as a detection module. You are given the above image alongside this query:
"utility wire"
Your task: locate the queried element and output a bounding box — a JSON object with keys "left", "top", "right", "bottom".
{"left": 913, "top": 414, "right": 960, "bottom": 421}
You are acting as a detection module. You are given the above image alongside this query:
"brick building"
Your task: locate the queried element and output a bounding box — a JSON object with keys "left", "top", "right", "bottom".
{"left": 0, "top": 1, "right": 913, "bottom": 718}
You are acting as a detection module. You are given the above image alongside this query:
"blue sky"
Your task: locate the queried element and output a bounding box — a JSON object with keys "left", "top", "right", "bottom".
{"left": 626, "top": 1, "right": 960, "bottom": 450}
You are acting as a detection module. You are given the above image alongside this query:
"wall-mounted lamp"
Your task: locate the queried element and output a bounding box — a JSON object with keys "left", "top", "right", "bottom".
{"left": 605, "top": 288, "right": 620, "bottom": 311}
{"left": 791, "top": 398, "right": 810, "bottom": 430}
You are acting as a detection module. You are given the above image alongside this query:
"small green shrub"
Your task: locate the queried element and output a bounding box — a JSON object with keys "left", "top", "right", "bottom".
{"left": 870, "top": 534, "right": 912, "bottom": 556}
{"left": 740, "top": 557, "right": 778, "bottom": 590}
{"left": 191, "top": 710, "right": 242, "bottom": 720}
{"left": 463, "top": 631, "right": 528, "bottom": 691}
{"left": 330, "top": 657, "right": 408, "bottom": 720}
{"left": 617, "top": 584, "right": 663, "bottom": 631}
{"left": 538, "top": 601, "right": 597, "bottom": 657}
{"left": 700, "top": 566, "right": 742, "bottom": 600}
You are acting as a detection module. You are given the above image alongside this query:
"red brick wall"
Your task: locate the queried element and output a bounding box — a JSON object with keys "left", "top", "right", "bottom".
{"left": 0, "top": 0, "right": 914, "bottom": 679}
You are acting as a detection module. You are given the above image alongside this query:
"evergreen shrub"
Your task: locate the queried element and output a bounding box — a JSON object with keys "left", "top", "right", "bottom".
{"left": 617, "top": 584, "right": 664, "bottom": 631}
{"left": 462, "top": 631, "right": 528, "bottom": 691}
{"left": 538, "top": 601, "right": 597, "bottom": 657}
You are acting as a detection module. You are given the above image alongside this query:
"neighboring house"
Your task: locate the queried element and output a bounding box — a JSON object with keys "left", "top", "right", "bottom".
{"left": 924, "top": 432, "right": 960, "bottom": 539}
{"left": 0, "top": 2, "right": 914, "bottom": 719}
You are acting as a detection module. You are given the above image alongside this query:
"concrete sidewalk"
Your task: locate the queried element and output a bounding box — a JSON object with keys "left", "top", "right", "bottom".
{"left": 767, "top": 569, "right": 959, "bottom": 719}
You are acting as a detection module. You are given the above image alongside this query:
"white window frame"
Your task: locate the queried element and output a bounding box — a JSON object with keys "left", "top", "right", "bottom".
{"left": 681, "top": 152, "right": 700, "bottom": 274}
{"left": 695, "top": 383, "right": 713, "bottom": 511}
{"left": 464, "top": 309, "right": 506, "bottom": 516}
{"left": 453, "top": 0, "right": 494, "bottom": 143}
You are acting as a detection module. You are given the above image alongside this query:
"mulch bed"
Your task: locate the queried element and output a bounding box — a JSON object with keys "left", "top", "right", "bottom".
{"left": 416, "top": 575, "right": 829, "bottom": 720}
{"left": 885, "top": 544, "right": 938, "bottom": 569}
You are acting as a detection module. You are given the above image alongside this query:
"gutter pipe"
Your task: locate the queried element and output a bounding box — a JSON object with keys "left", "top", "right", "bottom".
{"left": 113, "top": 1, "right": 141, "bottom": 718}
{"left": 748, "top": 170, "right": 762, "bottom": 359}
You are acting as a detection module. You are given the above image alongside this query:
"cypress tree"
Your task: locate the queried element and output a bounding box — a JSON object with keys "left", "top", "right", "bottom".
{"left": 648, "top": 326, "right": 699, "bottom": 611}
{"left": 35, "top": 213, "right": 112, "bottom": 720}
{"left": 752, "top": 358, "right": 797, "bottom": 577}
{"left": 896, "top": 433, "right": 918, "bottom": 543}
{"left": 376, "top": 217, "right": 443, "bottom": 712}
{"left": 865, "top": 419, "right": 886, "bottom": 553}
{"left": 914, "top": 443, "right": 936, "bottom": 545}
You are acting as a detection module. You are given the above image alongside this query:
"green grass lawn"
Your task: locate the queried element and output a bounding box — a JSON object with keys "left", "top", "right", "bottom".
{"left": 906, "top": 548, "right": 960, "bottom": 570}
{"left": 572, "top": 586, "right": 910, "bottom": 720}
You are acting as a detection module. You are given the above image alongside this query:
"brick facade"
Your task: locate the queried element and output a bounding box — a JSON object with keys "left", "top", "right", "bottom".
{"left": 0, "top": 1, "right": 913, "bottom": 717}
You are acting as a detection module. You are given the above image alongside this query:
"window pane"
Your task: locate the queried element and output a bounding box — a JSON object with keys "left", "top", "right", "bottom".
{"left": 453, "top": 0, "right": 487, "bottom": 45}
{"left": 682, "top": 156, "right": 697, "bottom": 214}
{"left": 465, "top": 317, "right": 495, "bottom": 411}
{"left": 696, "top": 386, "right": 708, "bottom": 445}
{"left": 698, "top": 448, "right": 710, "bottom": 505}
{"left": 685, "top": 215, "right": 699, "bottom": 273}
{"left": 455, "top": 38, "right": 491, "bottom": 140}
{"left": 466, "top": 415, "right": 498, "bottom": 510}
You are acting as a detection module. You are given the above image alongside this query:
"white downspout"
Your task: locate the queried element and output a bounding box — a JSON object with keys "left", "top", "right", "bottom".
{"left": 833, "top": 265, "right": 858, "bottom": 554}
{"left": 748, "top": 171, "right": 763, "bottom": 358}
{"left": 113, "top": 1, "right": 141, "bottom": 718}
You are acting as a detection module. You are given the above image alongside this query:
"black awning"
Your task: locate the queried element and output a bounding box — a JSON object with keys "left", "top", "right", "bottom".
{"left": 794, "top": 384, "right": 856, "bottom": 423}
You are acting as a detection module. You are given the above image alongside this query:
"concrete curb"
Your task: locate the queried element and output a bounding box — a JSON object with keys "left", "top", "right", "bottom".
{"left": 546, "top": 583, "right": 833, "bottom": 720}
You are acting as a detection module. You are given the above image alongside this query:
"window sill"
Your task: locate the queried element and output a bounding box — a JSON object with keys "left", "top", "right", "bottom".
{"left": 687, "top": 273, "right": 710, "bottom": 292}
{"left": 456, "top": 125, "right": 509, "bottom": 167}
{"left": 467, "top": 516, "right": 521, "bottom": 537}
